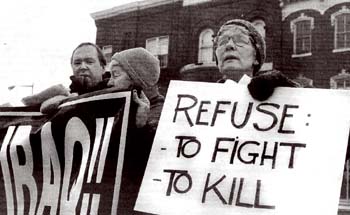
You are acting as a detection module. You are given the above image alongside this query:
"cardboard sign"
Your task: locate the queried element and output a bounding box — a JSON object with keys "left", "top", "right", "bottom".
{"left": 136, "top": 80, "right": 350, "bottom": 215}
{"left": 0, "top": 91, "right": 131, "bottom": 214}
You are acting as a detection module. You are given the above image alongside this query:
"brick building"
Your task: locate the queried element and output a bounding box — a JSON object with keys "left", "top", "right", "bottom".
{"left": 281, "top": 0, "right": 350, "bottom": 89}
{"left": 91, "top": 0, "right": 350, "bottom": 213}
{"left": 280, "top": 1, "right": 350, "bottom": 214}
{"left": 91, "top": 0, "right": 281, "bottom": 94}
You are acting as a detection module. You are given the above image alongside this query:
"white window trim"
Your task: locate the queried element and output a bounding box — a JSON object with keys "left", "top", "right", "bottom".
{"left": 146, "top": 35, "right": 169, "bottom": 53}
{"left": 331, "top": 6, "right": 350, "bottom": 52}
{"left": 102, "top": 45, "right": 113, "bottom": 52}
{"left": 198, "top": 28, "right": 214, "bottom": 64}
{"left": 252, "top": 19, "right": 266, "bottom": 40}
{"left": 332, "top": 47, "right": 350, "bottom": 53}
{"left": 290, "top": 13, "right": 314, "bottom": 57}
{"left": 292, "top": 52, "right": 312, "bottom": 58}
{"left": 252, "top": 19, "right": 266, "bottom": 27}
{"left": 102, "top": 45, "right": 113, "bottom": 62}
{"left": 146, "top": 35, "right": 169, "bottom": 68}
{"left": 183, "top": 0, "right": 211, "bottom": 6}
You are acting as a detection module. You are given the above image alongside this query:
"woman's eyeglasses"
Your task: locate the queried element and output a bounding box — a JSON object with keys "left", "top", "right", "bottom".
{"left": 217, "top": 34, "right": 252, "bottom": 47}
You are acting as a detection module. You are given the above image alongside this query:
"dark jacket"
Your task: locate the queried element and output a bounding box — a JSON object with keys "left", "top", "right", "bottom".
{"left": 118, "top": 91, "right": 164, "bottom": 215}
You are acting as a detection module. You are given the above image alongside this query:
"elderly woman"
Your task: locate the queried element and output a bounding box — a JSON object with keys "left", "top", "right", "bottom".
{"left": 213, "top": 19, "right": 298, "bottom": 100}
{"left": 106, "top": 47, "right": 164, "bottom": 214}
{"left": 214, "top": 19, "right": 350, "bottom": 162}
{"left": 106, "top": 47, "right": 164, "bottom": 132}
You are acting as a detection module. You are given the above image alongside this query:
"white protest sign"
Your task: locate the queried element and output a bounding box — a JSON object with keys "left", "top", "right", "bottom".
{"left": 135, "top": 80, "right": 350, "bottom": 215}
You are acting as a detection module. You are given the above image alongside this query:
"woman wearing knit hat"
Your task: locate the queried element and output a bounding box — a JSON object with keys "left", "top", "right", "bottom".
{"left": 107, "top": 47, "right": 164, "bottom": 132}
{"left": 106, "top": 47, "right": 164, "bottom": 215}
{"left": 213, "top": 19, "right": 299, "bottom": 100}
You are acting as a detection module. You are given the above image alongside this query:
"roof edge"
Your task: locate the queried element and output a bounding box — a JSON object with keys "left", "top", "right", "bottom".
{"left": 91, "top": 0, "right": 182, "bottom": 20}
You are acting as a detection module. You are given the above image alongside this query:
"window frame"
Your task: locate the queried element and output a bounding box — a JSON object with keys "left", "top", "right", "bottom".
{"left": 102, "top": 45, "right": 113, "bottom": 64}
{"left": 290, "top": 13, "right": 314, "bottom": 58}
{"left": 145, "top": 35, "right": 169, "bottom": 68}
{"left": 331, "top": 6, "right": 350, "bottom": 53}
{"left": 252, "top": 19, "right": 266, "bottom": 40}
{"left": 198, "top": 28, "right": 215, "bottom": 64}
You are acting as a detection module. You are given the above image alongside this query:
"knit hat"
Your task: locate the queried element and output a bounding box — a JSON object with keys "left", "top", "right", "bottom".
{"left": 111, "top": 47, "right": 160, "bottom": 89}
{"left": 213, "top": 19, "right": 266, "bottom": 75}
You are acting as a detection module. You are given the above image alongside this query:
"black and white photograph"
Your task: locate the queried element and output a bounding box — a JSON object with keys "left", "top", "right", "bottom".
{"left": 0, "top": 0, "right": 350, "bottom": 214}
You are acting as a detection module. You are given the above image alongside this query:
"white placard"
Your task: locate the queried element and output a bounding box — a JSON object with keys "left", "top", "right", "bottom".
{"left": 136, "top": 80, "right": 350, "bottom": 215}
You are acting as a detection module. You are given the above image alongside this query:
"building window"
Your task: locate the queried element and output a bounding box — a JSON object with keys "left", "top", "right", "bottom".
{"left": 290, "top": 13, "right": 314, "bottom": 57}
{"left": 146, "top": 36, "right": 169, "bottom": 68}
{"left": 102, "top": 45, "right": 113, "bottom": 63}
{"left": 252, "top": 19, "right": 266, "bottom": 40}
{"left": 293, "top": 73, "right": 313, "bottom": 88}
{"left": 330, "top": 68, "right": 350, "bottom": 89}
{"left": 331, "top": 6, "right": 350, "bottom": 52}
{"left": 198, "top": 29, "right": 214, "bottom": 64}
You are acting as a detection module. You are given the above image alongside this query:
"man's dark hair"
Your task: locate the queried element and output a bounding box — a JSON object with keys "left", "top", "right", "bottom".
{"left": 70, "top": 42, "right": 107, "bottom": 68}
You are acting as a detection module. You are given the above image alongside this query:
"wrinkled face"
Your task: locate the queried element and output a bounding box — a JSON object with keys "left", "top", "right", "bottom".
{"left": 215, "top": 25, "right": 256, "bottom": 81}
{"left": 106, "top": 59, "right": 134, "bottom": 91}
{"left": 71, "top": 45, "right": 104, "bottom": 89}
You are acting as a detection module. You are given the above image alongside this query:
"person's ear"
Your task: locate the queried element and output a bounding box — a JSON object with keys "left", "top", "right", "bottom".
{"left": 253, "top": 60, "right": 259, "bottom": 66}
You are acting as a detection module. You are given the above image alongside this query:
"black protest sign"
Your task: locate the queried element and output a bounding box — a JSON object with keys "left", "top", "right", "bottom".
{"left": 0, "top": 91, "right": 131, "bottom": 214}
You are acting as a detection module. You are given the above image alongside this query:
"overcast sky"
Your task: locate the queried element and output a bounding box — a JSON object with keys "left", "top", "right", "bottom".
{"left": 0, "top": 0, "right": 139, "bottom": 104}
